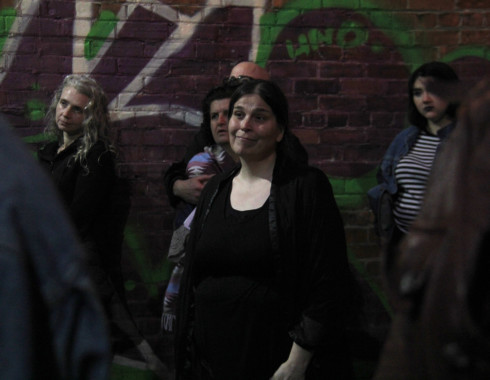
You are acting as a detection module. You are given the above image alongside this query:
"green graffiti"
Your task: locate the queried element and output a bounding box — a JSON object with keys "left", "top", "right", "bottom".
{"left": 337, "top": 20, "right": 368, "bottom": 48}
{"left": 308, "top": 28, "right": 334, "bottom": 51}
{"left": 286, "top": 20, "right": 368, "bottom": 60}
{"left": 348, "top": 247, "right": 393, "bottom": 317}
{"left": 84, "top": 10, "right": 118, "bottom": 60}
{"left": 22, "top": 132, "right": 53, "bottom": 144}
{"left": 25, "top": 99, "right": 47, "bottom": 121}
{"left": 286, "top": 33, "right": 311, "bottom": 59}
{"left": 441, "top": 45, "right": 490, "bottom": 63}
{"left": 0, "top": 7, "right": 16, "bottom": 55}
{"left": 123, "top": 225, "right": 173, "bottom": 298}
{"left": 257, "top": 0, "right": 424, "bottom": 67}
{"left": 331, "top": 168, "right": 378, "bottom": 209}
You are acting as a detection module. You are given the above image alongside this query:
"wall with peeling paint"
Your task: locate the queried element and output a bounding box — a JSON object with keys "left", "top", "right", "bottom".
{"left": 0, "top": 0, "right": 489, "bottom": 378}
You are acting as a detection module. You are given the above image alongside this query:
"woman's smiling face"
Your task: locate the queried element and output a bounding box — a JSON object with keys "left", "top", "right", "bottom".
{"left": 228, "top": 94, "right": 284, "bottom": 161}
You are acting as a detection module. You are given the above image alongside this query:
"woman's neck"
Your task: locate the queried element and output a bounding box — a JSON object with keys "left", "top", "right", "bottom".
{"left": 59, "top": 132, "right": 82, "bottom": 153}
{"left": 427, "top": 116, "right": 452, "bottom": 135}
{"left": 231, "top": 153, "right": 276, "bottom": 211}
{"left": 237, "top": 153, "right": 276, "bottom": 183}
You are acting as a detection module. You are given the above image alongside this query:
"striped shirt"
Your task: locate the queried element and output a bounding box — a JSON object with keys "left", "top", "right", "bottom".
{"left": 393, "top": 130, "right": 441, "bottom": 233}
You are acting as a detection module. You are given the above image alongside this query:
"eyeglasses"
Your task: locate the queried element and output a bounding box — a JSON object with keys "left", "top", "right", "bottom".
{"left": 223, "top": 75, "right": 255, "bottom": 87}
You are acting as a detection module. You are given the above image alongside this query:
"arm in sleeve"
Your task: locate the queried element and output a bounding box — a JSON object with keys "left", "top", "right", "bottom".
{"left": 163, "top": 129, "right": 211, "bottom": 208}
{"left": 289, "top": 168, "right": 355, "bottom": 350}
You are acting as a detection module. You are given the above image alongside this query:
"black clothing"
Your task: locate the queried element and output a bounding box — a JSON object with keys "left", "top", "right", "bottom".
{"left": 176, "top": 151, "right": 355, "bottom": 379}
{"left": 192, "top": 180, "right": 288, "bottom": 379}
{"left": 37, "top": 138, "right": 140, "bottom": 352}
{"left": 37, "top": 139, "right": 116, "bottom": 249}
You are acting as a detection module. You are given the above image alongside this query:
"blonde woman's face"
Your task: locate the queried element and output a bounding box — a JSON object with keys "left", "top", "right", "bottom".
{"left": 56, "top": 86, "right": 90, "bottom": 136}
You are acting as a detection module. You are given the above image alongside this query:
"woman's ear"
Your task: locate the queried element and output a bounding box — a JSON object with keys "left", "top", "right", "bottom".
{"left": 276, "top": 126, "right": 285, "bottom": 143}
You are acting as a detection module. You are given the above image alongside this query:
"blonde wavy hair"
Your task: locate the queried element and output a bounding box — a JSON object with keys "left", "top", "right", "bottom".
{"left": 45, "top": 74, "right": 115, "bottom": 165}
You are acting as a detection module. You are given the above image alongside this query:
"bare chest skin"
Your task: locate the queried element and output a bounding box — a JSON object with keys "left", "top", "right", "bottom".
{"left": 230, "top": 174, "right": 271, "bottom": 211}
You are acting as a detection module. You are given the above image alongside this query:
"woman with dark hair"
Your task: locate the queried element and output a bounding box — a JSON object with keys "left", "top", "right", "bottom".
{"left": 175, "top": 80, "right": 355, "bottom": 380}
{"left": 368, "top": 61, "right": 460, "bottom": 247}
{"left": 162, "top": 83, "right": 239, "bottom": 334}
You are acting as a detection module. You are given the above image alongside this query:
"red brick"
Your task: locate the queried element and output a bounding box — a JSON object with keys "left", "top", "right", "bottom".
{"left": 461, "top": 12, "right": 486, "bottom": 27}
{"left": 340, "top": 78, "right": 389, "bottom": 95}
{"left": 294, "top": 129, "right": 320, "bottom": 144}
{"left": 460, "top": 30, "right": 490, "bottom": 44}
{"left": 438, "top": 12, "right": 461, "bottom": 27}
{"left": 409, "top": 0, "right": 456, "bottom": 10}
{"left": 457, "top": 0, "right": 489, "bottom": 9}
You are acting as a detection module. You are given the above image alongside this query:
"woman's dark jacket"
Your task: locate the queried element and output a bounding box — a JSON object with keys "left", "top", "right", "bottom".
{"left": 37, "top": 139, "right": 117, "bottom": 271}
{"left": 175, "top": 151, "right": 354, "bottom": 377}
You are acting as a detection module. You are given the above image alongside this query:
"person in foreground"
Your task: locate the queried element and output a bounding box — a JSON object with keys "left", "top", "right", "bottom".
{"left": 175, "top": 80, "right": 355, "bottom": 380}
{"left": 0, "top": 115, "right": 110, "bottom": 379}
{"left": 37, "top": 74, "right": 166, "bottom": 374}
{"left": 368, "top": 61, "right": 460, "bottom": 249}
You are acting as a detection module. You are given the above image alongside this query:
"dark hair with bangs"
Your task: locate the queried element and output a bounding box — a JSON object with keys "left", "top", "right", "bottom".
{"left": 228, "top": 79, "right": 308, "bottom": 167}
{"left": 408, "top": 61, "right": 460, "bottom": 129}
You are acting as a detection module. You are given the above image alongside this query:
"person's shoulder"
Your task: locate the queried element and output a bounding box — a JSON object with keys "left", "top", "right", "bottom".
{"left": 88, "top": 140, "right": 113, "bottom": 156}
{"left": 279, "top": 165, "right": 330, "bottom": 190}
{"left": 393, "top": 125, "right": 420, "bottom": 141}
{"left": 188, "top": 150, "right": 213, "bottom": 165}
{"left": 37, "top": 140, "right": 58, "bottom": 158}
{"left": 86, "top": 140, "right": 115, "bottom": 167}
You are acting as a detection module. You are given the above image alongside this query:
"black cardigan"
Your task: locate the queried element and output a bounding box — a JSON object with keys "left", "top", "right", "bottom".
{"left": 175, "top": 152, "right": 355, "bottom": 377}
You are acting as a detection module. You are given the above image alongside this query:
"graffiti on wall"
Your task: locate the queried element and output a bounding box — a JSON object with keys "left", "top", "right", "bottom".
{"left": 1, "top": 0, "right": 489, "bottom": 300}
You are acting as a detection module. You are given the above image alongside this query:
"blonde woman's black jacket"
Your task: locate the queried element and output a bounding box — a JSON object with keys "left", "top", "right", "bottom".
{"left": 37, "top": 139, "right": 118, "bottom": 271}
{"left": 175, "top": 151, "right": 356, "bottom": 378}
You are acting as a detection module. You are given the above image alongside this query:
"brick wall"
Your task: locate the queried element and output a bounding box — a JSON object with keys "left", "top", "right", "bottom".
{"left": 1, "top": 0, "right": 489, "bottom": 375}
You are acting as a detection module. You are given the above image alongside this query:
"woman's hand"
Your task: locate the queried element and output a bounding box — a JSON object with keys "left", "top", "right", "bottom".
{"left": 270, "top": 343, "right": 313, "bottom": 380}
{"left": 270, "top": 361, "right": 306, "bottom": 380}
{"left": 173, "top": 174, "right": 214, "bottom": 205}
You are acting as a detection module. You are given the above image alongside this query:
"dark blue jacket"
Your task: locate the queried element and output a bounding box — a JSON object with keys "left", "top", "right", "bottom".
{"left": 0, "top": 117, "right": 111, "bottom": 379}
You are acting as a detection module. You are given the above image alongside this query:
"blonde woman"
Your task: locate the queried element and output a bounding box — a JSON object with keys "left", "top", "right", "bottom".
{"left": 37, "top": 75, "right": 166, "bottom": 374}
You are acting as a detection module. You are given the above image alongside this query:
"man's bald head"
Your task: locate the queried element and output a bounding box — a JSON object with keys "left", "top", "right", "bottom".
{"left": 230, "top": 61, "right": 270, "bottom": 80}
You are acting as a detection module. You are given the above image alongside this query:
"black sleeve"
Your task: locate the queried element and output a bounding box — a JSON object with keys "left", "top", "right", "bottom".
{"left": 163, "top": 130, "right": 210, "bottom": 208}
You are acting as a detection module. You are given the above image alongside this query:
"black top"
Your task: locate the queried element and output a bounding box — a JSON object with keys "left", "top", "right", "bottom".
{"left": 192, "top": 179, "right": 289, "bottom": 379}
{"left": 37, "top": 138, "right": 118, "bottom": 269}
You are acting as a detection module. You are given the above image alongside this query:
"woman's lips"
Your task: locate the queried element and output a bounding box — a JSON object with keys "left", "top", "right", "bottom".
{"left": 236, "top": 134, "right": 256, "bottom": 142}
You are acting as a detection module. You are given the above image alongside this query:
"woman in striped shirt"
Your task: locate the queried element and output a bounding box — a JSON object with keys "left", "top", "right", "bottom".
{"left": 368, "top": 61, "right": 460, "bottom": 247}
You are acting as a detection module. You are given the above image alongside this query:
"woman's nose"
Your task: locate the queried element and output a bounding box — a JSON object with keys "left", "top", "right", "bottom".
{"left": 61, "top": 106, "right": 72, "bottom": 117}
{"left": 422, "top": 91, "right": 432, "bottom": 102}
{"left": 218, "top": 113, "right": 227, "bottom": 124}
{"left": 240, "top": 115, "right": 251, "bottom": 130}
